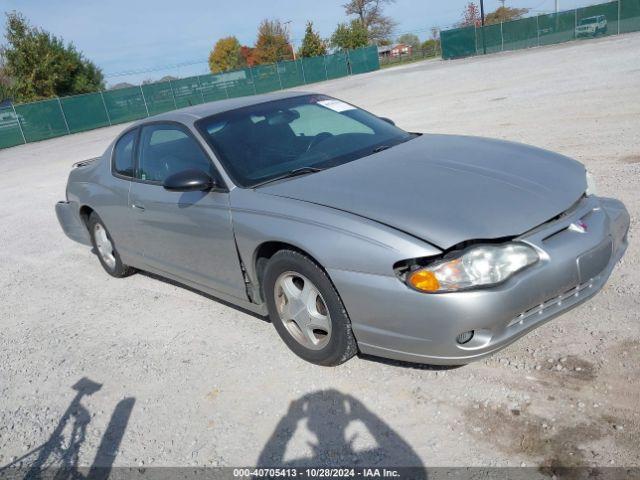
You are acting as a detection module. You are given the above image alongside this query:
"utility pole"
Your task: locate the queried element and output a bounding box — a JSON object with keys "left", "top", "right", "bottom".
{"left": 480, "top": 0, "right": 487, "bottom": 54}
{"left": 284, "top": 20, "right": 296, "bottom": 61}
{"left": 555, "top": 0, "right": 560, "bottom": 13}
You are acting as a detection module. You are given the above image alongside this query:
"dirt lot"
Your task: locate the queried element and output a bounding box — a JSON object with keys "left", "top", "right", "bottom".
{"left": 1, "top": 33, "right": 639, "bottom": 471}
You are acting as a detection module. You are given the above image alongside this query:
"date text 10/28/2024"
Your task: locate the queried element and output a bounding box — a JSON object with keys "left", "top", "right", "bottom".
{"left": 233, "top": 468, "right": 402, "bottom": 478}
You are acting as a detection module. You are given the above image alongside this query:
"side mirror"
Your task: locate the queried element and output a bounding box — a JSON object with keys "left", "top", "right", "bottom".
{"left": 380, "top": 117, "right": 395, "bottom": 126}
{"left": 163, "top": 169, "right": 215, "bottom": 192}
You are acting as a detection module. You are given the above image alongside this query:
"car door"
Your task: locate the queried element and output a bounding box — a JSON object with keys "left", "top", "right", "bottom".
{"left": 129, "top": 122, "right": 247, "bottom": 300}
{"left": 98, "top": 128, "right": 139, "bottom": 263}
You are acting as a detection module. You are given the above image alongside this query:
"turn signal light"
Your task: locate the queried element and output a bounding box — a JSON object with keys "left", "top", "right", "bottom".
{"left": 408, "top": 270, "right": 440, "bottom": 292}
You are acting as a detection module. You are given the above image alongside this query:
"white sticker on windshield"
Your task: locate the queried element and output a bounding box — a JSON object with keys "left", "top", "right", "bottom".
{"left": 317, "top": 99, "right": 356, "bottom": 112}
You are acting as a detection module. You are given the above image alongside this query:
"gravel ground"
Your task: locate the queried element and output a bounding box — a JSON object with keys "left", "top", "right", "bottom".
{"left": 1, "top": 33, "right": 639, "bottom": 471}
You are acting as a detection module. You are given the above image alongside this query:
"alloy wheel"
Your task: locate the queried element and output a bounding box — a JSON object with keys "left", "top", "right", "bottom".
{"left": 93, "top": 223, "right": 116, "bottom": 270}
{"left": 274, "top": 271, "right": 332, "bottom": 350}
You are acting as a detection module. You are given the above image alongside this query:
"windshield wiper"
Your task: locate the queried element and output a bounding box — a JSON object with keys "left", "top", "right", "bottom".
{"left": 253, "top": 167, "right": 324, "bottom": 188}
{"left": 372, "top": 145, "right": 391, "bottom": 153}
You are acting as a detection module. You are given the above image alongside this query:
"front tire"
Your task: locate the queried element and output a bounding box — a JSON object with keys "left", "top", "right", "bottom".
{"left": 263, "top": 250, "right": 357, "bottom": 366}
{"left": 88, "top": 212, "right": 136, "bottom": 278}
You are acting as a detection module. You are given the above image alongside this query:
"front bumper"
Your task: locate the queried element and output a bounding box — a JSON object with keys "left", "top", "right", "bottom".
{"left": 330, "top": 196, "right": 630, "bottom": 365}
{"left": 56, "top": 201, "right": 91, "bottom": 246}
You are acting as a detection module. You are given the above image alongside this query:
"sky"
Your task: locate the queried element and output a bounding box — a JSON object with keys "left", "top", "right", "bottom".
{"left": 1, "top": 0, "right": 605, "bottom": 86}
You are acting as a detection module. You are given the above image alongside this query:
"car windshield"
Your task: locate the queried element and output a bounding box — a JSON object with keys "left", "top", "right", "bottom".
{"left": 580, "top": 17, "right": 598, "bottom": 24}
{"left": 195, "top": 94, "right": 416, "bottom": 187}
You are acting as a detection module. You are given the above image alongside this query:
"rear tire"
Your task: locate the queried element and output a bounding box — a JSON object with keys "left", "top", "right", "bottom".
{"left": 88, "top": 212, "right": 136, "bottom": 278}
{"left": 263, "top": 250, "right": 357, "bottom": 366}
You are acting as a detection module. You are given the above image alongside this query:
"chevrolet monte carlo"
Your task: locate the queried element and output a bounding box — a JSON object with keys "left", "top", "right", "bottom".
{"left": 56, "top": 92, "right": 630, "bottom": 366}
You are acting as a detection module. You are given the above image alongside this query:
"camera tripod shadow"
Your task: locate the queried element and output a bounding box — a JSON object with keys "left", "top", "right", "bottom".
{"left": 0, "top": 377, "right": 135, "bottom": 480}
{"left": 257, "top": 389, "right": 425, "bottom": 477}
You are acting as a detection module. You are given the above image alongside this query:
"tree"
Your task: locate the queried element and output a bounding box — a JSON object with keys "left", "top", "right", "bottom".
{"left": 485, "top": 6, "right": 529, "bottom": 25}
{"left": 253, "top": 19, "right": 293, "bottom": 64}
{"left": 420, "top": 39, "right": 440, "bottom": 56}
{"left": 459, "top": 2, "right": 481, "bottom": 27}
{"left": 300, "top": 21, "right": 327, "bottom": 57}
{"left": 240, "top": 46, "right": 258, "bottom": 67}
{"left": 208, "top": 36, "right": 245, "bottom": 73}
{"left": 343, "top": 0, "right": 397, "bottom": 44}
{"left": 420, "top": 27, "right": 440, "bottom": 56}
{"left": 397, "top": 33, "right": 420, "bottom": 50}
{"left": 330, "top": 20, "right": 369, "bottom": 50}
{"left": 1, "top": 11, "right": 104, "bottom": 102}
{"left": 0, "top": 64, "right": 13, "bottom": 101}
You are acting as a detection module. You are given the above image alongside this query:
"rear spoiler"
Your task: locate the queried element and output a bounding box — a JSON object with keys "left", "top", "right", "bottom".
{"left": 73, "top": 157, "right": 100, "bottom": 168}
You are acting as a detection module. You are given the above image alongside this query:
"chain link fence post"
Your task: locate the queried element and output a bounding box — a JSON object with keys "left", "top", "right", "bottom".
{"left": 196, "top": 76, "right": 206, "bottom": 103}
{"left": 536, "top": 14, "right": 540, "bottom": 47}
{"left": 618, "top": 0, "right": 621, "bottom": 34}
{"left": 276, "top": 63, "right": 283, "bottom": 90}
{"left": 11, "top": 103, "right": 27, "bottom": 144}
{"left": 574, "top": 8, "right": 578, "bottom": 39}
{"left": 474, "top": 24, "right": 478, "bottom": 55}
{"left": 501, "top": 22, "right": 504, "bottom": 51}
{"left": 139, "top": 86, "right": 150, "bottom": 117}
{"left": 100, "top": 91, "right": 112, "bottom": 126}
{"left": 300, "top": 59, "right": 307, "bottom": 84}
{"left": 169, "top": 80, "right": 178, "bottom": 109}
{"left": 222, "top": 73, "right": 230, "bottom": 99}
{"left": 57, "top": 97, "right": 71, "bottom": 134}
{"left": 248, "top": 67, "right": 257, "bottom": 95}
{"left": 323, "top": 55, "right": 329, "bottom": 81}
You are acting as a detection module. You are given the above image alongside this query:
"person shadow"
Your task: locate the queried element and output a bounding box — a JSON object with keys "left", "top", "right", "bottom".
{"left": 257, "top": 389, "right": 425, "bottom": 478}
{"left": 0, "top": 377, "right": 135, "bottom": 480}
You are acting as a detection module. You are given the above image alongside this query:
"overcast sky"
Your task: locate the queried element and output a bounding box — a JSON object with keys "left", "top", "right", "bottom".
{"left": 1, "top": 0, "right": 603, "bottom": 85}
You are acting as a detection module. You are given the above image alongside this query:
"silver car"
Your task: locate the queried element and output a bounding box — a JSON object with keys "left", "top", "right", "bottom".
{"left": 56, "top": 92, "right": 630, "bottom": 366}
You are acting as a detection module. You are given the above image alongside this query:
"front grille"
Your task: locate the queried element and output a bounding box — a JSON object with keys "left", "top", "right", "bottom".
{"left": 507, "top": 279, "right": 596, "bottom": 328}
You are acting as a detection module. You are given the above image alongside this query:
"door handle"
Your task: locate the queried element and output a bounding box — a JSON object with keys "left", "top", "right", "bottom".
{"left": 132, "top": 203, "right": 145, "bottom": 211}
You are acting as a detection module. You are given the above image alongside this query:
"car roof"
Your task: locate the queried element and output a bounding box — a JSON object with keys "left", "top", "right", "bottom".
{"left": 131, "top": 90, "right": 313, "bottom": 126}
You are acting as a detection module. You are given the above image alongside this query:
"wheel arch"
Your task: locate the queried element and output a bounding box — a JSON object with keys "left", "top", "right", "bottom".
{"left": 78, "top": 205, "right": 95, "bottom": 229}
{"left": 253, "top": 241, "right": 327, "bottom": 302}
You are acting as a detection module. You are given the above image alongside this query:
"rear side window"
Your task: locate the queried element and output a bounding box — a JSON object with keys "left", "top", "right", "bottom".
{"left": 113, "top": 130, "right": 136, "bottom": 177}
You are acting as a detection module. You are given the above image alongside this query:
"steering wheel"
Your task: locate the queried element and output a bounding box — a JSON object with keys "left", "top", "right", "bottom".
{"left": 306, "top": 132, "right": 334, "bottom": 153}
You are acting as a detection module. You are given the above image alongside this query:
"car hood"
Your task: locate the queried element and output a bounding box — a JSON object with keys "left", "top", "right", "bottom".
{"left": 259, "top": 134, "right": 587, "bottom": 249}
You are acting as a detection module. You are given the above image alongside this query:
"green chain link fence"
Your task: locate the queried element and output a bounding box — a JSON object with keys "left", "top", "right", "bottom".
{"left": 442, "top": 0, "right": 640, "bottom": 59}
{"left": 0, "top": 45, "right": 380, "bottom": 149}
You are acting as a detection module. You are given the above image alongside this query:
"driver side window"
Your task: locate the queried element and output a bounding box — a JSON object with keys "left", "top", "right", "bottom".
{"left": 138, "top": 124, "right": 214, "bottom": 183}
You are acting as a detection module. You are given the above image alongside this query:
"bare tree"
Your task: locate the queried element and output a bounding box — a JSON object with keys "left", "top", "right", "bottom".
{"left": 343, "top": 0, "right": 397, "bottom": 45}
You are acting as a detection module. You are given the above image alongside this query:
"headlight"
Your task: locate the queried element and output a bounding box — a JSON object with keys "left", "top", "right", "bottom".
{"left": 586, "top": 171, "right": 598, "bottom": 196}
{"left": 407, "top": 243, "right": 539, "bottom": 293}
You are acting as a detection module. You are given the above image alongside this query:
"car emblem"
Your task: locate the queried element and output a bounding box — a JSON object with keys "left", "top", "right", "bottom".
{"left": 569, "top": 221, "right": 588, "bottom": 233}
